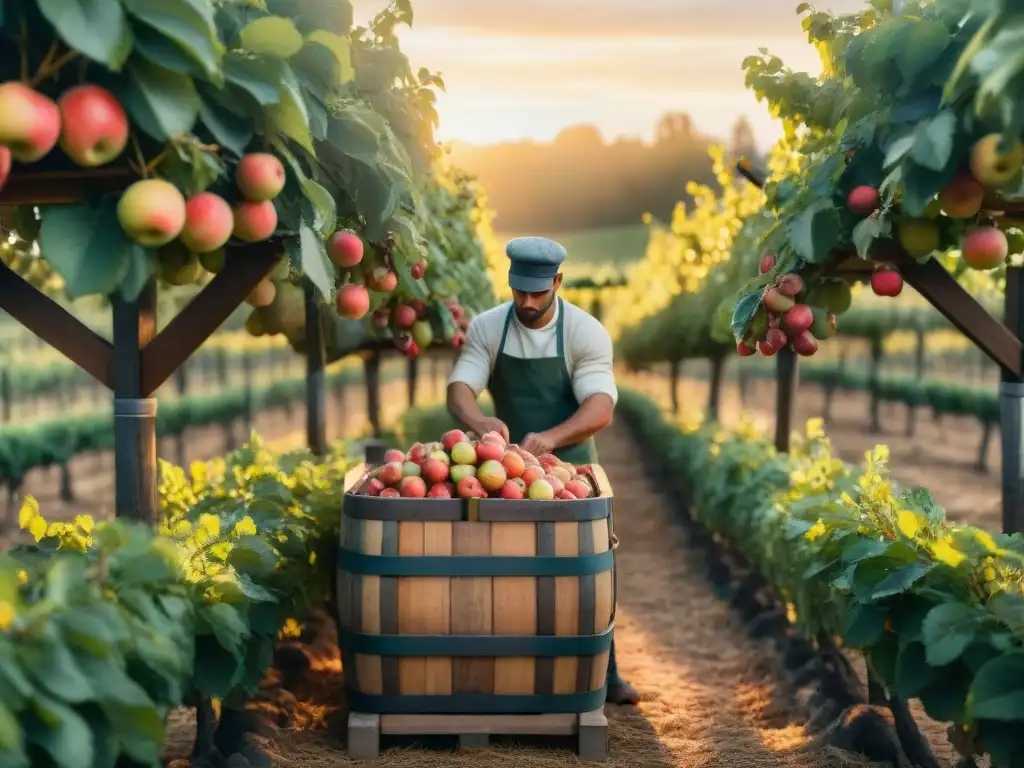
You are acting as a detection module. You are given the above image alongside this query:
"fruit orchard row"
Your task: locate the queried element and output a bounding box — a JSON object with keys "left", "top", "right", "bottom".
{"left": 0, "top": 0, "right": 497, "bottom": 365}
{"left": 0, "top": 431, "right": 354, "bottom": 768}
{"left": 618, "top": 388, "right": 1024, "bottom": 767}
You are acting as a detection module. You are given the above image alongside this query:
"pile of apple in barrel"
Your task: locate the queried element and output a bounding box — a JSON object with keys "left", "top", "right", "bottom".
{"left": 358, "top": 429, "right": 599, "bottom": 500}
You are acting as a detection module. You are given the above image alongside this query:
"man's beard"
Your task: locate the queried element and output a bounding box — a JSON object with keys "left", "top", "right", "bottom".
{"left": 515, "top": 297, "right": 554, "bottom": 328}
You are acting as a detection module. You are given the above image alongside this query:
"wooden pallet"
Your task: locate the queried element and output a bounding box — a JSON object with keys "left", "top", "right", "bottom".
{"left": 347, "top": 708, "right": 608, "bottom": 760}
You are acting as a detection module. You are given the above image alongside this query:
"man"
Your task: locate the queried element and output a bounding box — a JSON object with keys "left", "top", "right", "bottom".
{"left": 446, "top": 235, "right": 639, "bottom": 705}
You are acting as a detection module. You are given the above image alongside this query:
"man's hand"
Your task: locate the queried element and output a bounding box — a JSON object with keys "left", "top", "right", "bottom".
{"left": 474, "top": 417, "right": 510, "bottom": 442}
{"left": 522, "top": 431, "right": 556, "bottom": 456}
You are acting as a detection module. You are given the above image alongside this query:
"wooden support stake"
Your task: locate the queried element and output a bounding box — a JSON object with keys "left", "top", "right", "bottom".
{"left": 774, "top": 345, "right": 798, "bottom": 453}
{"left": 708, "top": 356, "right": 724, "bottom": 421}
{"left": 0, "top": 262, "right": 112, "bottom": 386}
{"left": 669, "top": 359, "right": 680, "bottom": 414}
{"left": 304, "top": 280, "right": 327, "bottom": 456}
{"left": 365, "top": 351, "right": 381, "bottom": 437}
{"left": 407, "top": 355, "right": 418, "bottom": 408}
{"left": 1002, "top": 265, "right": 1024, "bottom": 534}
{"left": 578, "top": 708, "right": 609, "bottom": 760}
{"left": 111, "top": 278, "right": 158, "bottom": 522}
{"left": 139, "top": 242, "right": 280, "bottom": 396}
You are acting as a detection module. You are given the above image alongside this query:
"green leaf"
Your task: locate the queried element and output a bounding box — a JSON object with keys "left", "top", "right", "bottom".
{"left": 24, "top": 695, "right": 93, "bottom": 768}
{"left": 276, "top": 144, "right": 335, "bottom": 235}
{"left": 786, "top": 200, "right": 839, "bottom": 263}
{"left": 239, "top": 16, "right": 304, "bottom": 58}
{"left": 198, "top": 602, "right": 249, "bottom": 658}
{"left": 909, "top": 110, "right": 957, "bottom": 172}
{"left": 730, "top": 291, "right": 761, "bottom": 342}
{"left": 852, "top": 216, "right": 889, "bottom": 258}
{"left": 842, "top": 602, "right": 885, "bottom": 646}
{"left": 223, "top": 54, "right": 285, "bottom": 105}
{"left": 894, "top": 641, "right": 935, "bottom": 698}
{"left": 117, "top": 246, "right": 157, "bottom": 301}
{"left": 883, "top": 133, "right": 916, "bottom": 169}
{"left": 871, "top": 562, "right": 932, "bottom": 599}
{"left": 0, "top": 699, "right": 25, "bottom": 762}
{"left": 118, "top": 56, "right": 200, "bottom": 141}
{"left": 305, "top": 30, "right": 355, "bottom": 82}
{"left": 970, "top": 652, "right": 1024, "bottom": 721}
{"left": 327, "top": 106, "right": 384, "bottom": 164}
{"left": 37, "top": 0, "right": 132, "bottom": 69}
{"left": 197, "top": 86, "right": 254, "bottom": 157}
{"left": 297, "top": 224, "right": 335, "bottom": 299}
{"left": 921, "top": 602, "right": 980, "bottom": 666}
{"left": 121, "top": 0, "right": 221, "bottom": 81}
{"left": 38, "top": 203, "right": 133, "bottom": 299}
{"left": 266, "top": 72, "right": 313, "bottom": 152}
{"left": 894, "top": 21, "right": 950, "bottom": 88}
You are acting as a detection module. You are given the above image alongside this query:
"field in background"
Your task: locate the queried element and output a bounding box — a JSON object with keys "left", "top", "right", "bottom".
{"left": 495, "top": 223, "right": 649, "bottom": 280}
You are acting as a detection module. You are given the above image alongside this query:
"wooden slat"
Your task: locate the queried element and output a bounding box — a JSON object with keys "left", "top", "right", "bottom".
{"left": 139, "top": 242, "right": 281, "bottom": 395}
{"left": 0, "top": 167, "right": 135, "bottom": 205}
{"left": 0, "top": 262, "right": 113, "bottom": 387}
{"left": 380, "top": 713, "right": 577, "bottom": 736}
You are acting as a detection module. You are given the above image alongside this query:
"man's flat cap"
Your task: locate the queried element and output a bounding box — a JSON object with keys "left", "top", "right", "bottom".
{"left": 506, "top": 236, "right": 566, "bottom": 292}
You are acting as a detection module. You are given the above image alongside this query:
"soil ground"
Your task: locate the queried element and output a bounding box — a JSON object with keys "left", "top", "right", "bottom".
{"left": 161, "top": 422, "right": 906, "bottom": 768}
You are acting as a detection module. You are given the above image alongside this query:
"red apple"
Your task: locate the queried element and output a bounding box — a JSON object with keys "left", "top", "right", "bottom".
{"left": 500, "top": 479, "right": 525, "bottom": 499}
{"left": 327, "top": 229, "right": 364, "bottom": 267}
{"left": 442, "top": 429, "right": 469, "bottom": 451}
{"left": 181, "top": 192, "right": 234, "bottom": 253}
{"left": 232, "top": 200, "right": 277, "bottom": 242}
{"left": 399, "top": 476, "right": 427, "bottom": 498}
{"left": 0, "top": 82, "right": 60, "bottom": 162}
{"left": 57, "top": 85, "right": 128, "bottom": 167}
{"left": 117, "top": 179, "right": 187, "bottom": 247}
{"left": 336, "top": 284, "right": 370, "bottom": 320}
{"left": 235, "top": 153, "right": 285, "bottom": 201}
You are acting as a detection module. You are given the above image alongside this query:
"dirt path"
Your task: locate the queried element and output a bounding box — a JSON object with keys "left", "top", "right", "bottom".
{"left": 161, "top": 422, "right": 896, "bottom": 767}
{"left": 619, "top": 367, "right": 1003, "bottom": 531}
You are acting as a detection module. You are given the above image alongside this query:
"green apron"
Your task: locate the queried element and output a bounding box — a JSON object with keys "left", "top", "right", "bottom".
{"left": 487, "top": 299, "right": 597, "bottom": 465}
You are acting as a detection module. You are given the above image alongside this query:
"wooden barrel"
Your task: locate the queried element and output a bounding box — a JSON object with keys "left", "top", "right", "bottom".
{"left": 335, "top": 474, "right": 616, "bottom": 715}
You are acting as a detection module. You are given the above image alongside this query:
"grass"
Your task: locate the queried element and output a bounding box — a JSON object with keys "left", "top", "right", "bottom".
{"left": 495, "top": 223, "right": 649, "bottom": 281}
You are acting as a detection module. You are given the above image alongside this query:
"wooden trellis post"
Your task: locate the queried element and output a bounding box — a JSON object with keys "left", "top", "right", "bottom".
{"left": 304, "top": 280, "right": 327, "bottom": 456}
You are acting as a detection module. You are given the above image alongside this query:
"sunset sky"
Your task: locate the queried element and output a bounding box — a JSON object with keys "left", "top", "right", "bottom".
{"left": 351, "top": 0, "right": 865, "bottom": 147}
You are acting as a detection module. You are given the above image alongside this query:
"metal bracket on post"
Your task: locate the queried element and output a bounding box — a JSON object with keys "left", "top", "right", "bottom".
{"left": 113, "top": 397, "right": 158, "bottom": 520}
{"left": 774, "top": 346, "right": 799, "bottom": 454}
{"left": 364, "top": 440, "right": 388, "bottom": 468}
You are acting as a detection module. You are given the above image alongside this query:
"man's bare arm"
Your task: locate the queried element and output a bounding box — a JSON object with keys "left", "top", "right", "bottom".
{"left": 446, "top": 382, "right": 510, "bottom": 441}
{"left": 524, "top": 393, "right": 613, "bottom": 455}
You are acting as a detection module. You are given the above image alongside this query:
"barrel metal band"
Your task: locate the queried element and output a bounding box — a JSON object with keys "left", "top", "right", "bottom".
{"left": 337, "top": 547, "right": 614, "bottom": 576}
{"left": 336, "top": 623, "right": 614, "bottom": 657}
{"left": 345, "top": 688, "right": 608, "bottom": 715}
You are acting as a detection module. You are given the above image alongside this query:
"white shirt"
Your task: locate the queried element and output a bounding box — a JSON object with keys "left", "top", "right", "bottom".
{"left": 449, "top": 299, "right": 618, "bottom": 406}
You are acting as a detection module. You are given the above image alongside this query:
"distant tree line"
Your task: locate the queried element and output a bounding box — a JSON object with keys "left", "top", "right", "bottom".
{"left": 448, "top": 114, "right": 762, "bottom": 234}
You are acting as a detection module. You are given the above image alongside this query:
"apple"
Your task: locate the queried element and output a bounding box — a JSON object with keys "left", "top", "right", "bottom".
{"left": 410, "top": 261, "right": 426, "bottom": 279}
{"left": 476, "top": 441, "right": 504, "bottom": 463}
{"left": 0, "top": 82, "right": 60, "bottom": 162}
{"left": 457, "top": 476, "right": 486, "bottom": 499}
{"left": 450, "top": 464, "right": 476, "bottom": 483}
{"left": 399, "top": 476, "right": 427, "bottom": 498}
{"left": 846, "top": 185, "right": 879, "bottom": 216}
{"left": 383, "top": 449, "right": 405, "bottom": 464}
{"left": 528, "top": 479, "right": 554, "bottom": 500}
{"left": 427, "top": 483, "right": 452, "bottom": 498}
{"left": 870, "top": 267, "right": 903, "bottom": 297}
{"left": 336, "top": 284, "right": 370, "bottom": 319}
{"left": 407, "top": 443, "right": 428, "bottom": 464}
{"left": 199, "top": 249, "right": 225, "bottom": 274}
{"left": 427, "top": 450, "right": 451, "bottom": 467}
{"left": 235, "top": 152, "right": 286, "bottom": 201}
{"left": 117, "top": 179, "right": 187, "bottom": 247}
{"left": 961, "top": 226, "right": 1008, "bottom": 270}
{"left": 180, "top": 192, "right": 234, "bottom": 253}
{"left": 327, "top": 229, "right": 364, "bottom": 267}
{"left": 970, "top": 134, "right": 1024, "bottom": 188}
{"left": 500, "top": 479, "right": 525, "bottom": 499}
{"left": 451, "top": 442, "right": 477, "bottom": 466}
{"left": 412, "top": 320, "right": 433, "bottom": 348}
{"left": 0, "top": 147, "right": 10, "bottom": 191}
{"left": 897, "top": 219, "right": 940, "bottom": 258}
{"left": 380, "top": 487, "right": 400, "bottom": 498}
{"left": 758, "top": 253, "right": 776, "bottom": 274}
{"left": 421, "top": 458, "right": 450, "bottom": 485}
{"left": 246, "top": 279, "right": 276, "bottom": 307}
{"left": 442, "top": 429, "right": 469, "bottom": 451}
{"left": 393, "top": 304, "right": 417, "bottom": 328}
{"left": 938, "top": 172, "right": 985, "bottom": 219}
{"left": 378, "top": 461, "right": 403, "bottom": 486}
{"left": 368, "top": 267, "right": 397, "bottom": 292}
{"left": 365, "top": 478, "right": 385, "bottom": 497}
{"left": 57, "top": 85, "right": 129, "bottom": 167}
{"left": 233, "top": 200, "right": 277, "bottom": 242}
